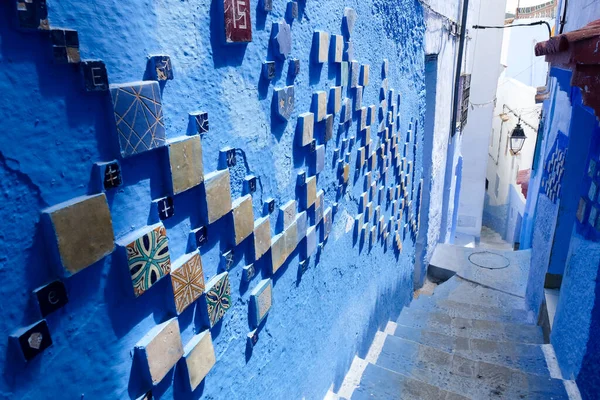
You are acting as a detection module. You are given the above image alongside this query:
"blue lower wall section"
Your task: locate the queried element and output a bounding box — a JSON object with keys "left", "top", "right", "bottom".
{"left": 0, "top": 0, "right": 427, "bottom": 399}
{"left": 482, "top": 193, "right": 509, "bottom": 238}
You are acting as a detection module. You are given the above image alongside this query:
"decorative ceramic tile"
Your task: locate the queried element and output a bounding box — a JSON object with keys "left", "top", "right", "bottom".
{"left": 286, "top": 1, "right": 299, "bottom": 19}
{"left": 359, "top": 107, "right": 367, "bottom": 130}
{"left": 343, "top": 41, "right": 354, "bottom": 62}
{"left": 306, "top": 225, "right": 317, "bottom": 257}
{"left": 271, "top": 232, "right": 287, "bottom": 274}
{"left": 204, "top": 169, "right": 233, "bottom": 224}
{"left": 313, "top": 31, "right": 330, "bottom": 63}
{"left": 350, "top": 61, "right": 359, "bottom": 88}
{"left": 314, "top": 144, "right": 325, "bottom": 175}
{"left": 354, "top": 85, "right": 363, "bottom": 112}
{"left": 44, "top": 194, "right": 114, "bottom": 276}
{"left": 95, "top": 160, "right": 122, "bottom": 190}
{"left": 11, "top": 320, "right": 52, "bottom": 361}
{"left": 310, "top": 139, "right": 317, "bottom": 153}
{"left": 342, "top": 163, "right": 350, "bottom": 184}
{"left": 205, "top": 272, "right": 232, "bottom": 327}
{"left": 272, "top": 21, "right": 292, "bottom": 59}
{"left": 589, "top": 206, "right": 599, "bottom": 227}
{"left": 368, "top": 105, "right": 377, "bottom": 126}
{"left": 247, "top": 328, "right": 259, "bottom": 348}
{"left": 326, "top": 34, "right": 342, "bottom": 64}
{"left": 221, "top": 249, "right": 235, "bottom": 271}
{"left": 156, "top": 196, "right": 175, "bottom": 220}
{"left": 262, "top": 0, "right": 273, "bottom": 12}
{"left": 339, "top": 61, "right": 349, "bottom": 87}
{"left": 279, "top": 199, "right": 297, "bottom": 230}
{"left": 182, "top": 330, "right": 215, "bottom": 390}
{"left": 232, "top": 195, "right": 254, "bottom": 245}
{"left": 148, "top": 55, "right": 173, "bottom": 81}
{"left": 33, "top": 280, "right": 68, "bottom": 317}
{"left": 250, "top": 279, "right": 273, "bottom": 327}
{"left": 296, "top": 211, "right": 308, "bottom": 242}
{"left": 357, "top": 147, "right": 366, "bottom": 169}
{"left": 303, "top": 176, "right": 317, "bottom": 209}
{"left": 265, "top": 198, "right": 276, "bottom": 215}
{"left": 274, "top": 86, "right": 295, "bottom": 120}
{"left": 81, "top": 60, "right": 109, "bottom": 92}
{"left": 341, "top": 98, "right": 352, "bottom": 123}
{"left": 577, "top": 198, "right": 587, "bottom": 224}
{"left": 16, "top": 0, "right": 49, "bottom": 30}
{"left": 323, "top": 207, "right": 333, "bottom": 239}
{"left": 360, "top": 64, "right": 370, "bottom": 86}
{"left": 189, "top": 111, "right": 210, "bottom": 135}
{"left": 110, "top": 81, "right": 166, "bottom": 158}
{"left": 193, "top": 226, "right": 208, "bottom": 247}
{"left": 313, "top": 91, "right": 328, "bottom": 122}
{"left": 253, "top": 216, "right": 271, "bottom": 261}
{"left": 168, "top": 135, "right": 203, "bottom": 195}
{"left": 262, "top": 61, "right": 276, "bottom": 79}
{"left": 51, "top": 29, "right": 80, "bottom": 64}
{"left": 171, "top": 251, "right": 205, "bottom": 314}
{"left": 329, "top": 86, "right": 342, "bottom": 115}
{"left": 324, "top": 114, "right": 334, "bottom": 142}
{"left": 589, "top": 182, "right": 598, "bottom": 201}
{"left": 343, "top": 7, "right": 357, "bottom": 36}
{"left": 289, "top": 58, "right": 301, "bottom": 77}
{"left": 285, "top": 219, "right": 298, "bottom": 255}
{"left": 121, "top": 224, "right": 171, "bottom": 297}
{"left": 224, "top": 0, "right": 252, "bottom": 43}
{"left": 315, "top": 190, "right": 325, "bottom": 224}
{"left": 220, "top": 146, "right": 237, "bottom": 168}
{"left": 588, "top": 159, "right": 597, "bottom": 178}
{"left": 298, "top": 112, "right": 314, "bottom": 146}
{"left": 244, "top": 175, "right": 257, "bottom": 194}
{"left": 243, "top": 263, "right": 257, "bottom": 282}
{"left": 134, "top": 318, "right": 183, "bottom": 385}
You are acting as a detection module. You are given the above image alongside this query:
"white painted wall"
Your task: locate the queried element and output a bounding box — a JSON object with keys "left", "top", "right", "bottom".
{"left": 456, "top": 0, "right": 508, "bottom": 238}
{"left": 555, "top": 0, "right": 600, "bottom": 32}
{"left": 487, "top": 76, "right": 539, "bottom": 207}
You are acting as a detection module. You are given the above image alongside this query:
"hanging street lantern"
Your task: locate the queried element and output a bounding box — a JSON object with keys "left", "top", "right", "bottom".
{"left": 510, "top": 120, "right": 527, "bottom": 155}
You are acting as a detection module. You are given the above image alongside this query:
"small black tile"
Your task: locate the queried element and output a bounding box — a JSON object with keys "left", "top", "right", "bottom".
{"left": 289, "top": 58, "right": 300, "bottom": 77}
{"left": 103, "top": 161, "right": 122, "bottom": 190}
{"left": 264, "top": 198, "right": 276, "bottom": 215}
{"left": 221, "top": 250, "right": 235, "bottom": 271}
{"left": 149, "top": 55, "right": 173, "bottom": 81}
{"left": 242, "top": 264, "right": 256, "bottom": 282}
{"left": 81, "top": 60, "right": 109, "bottom": 92}
{"left": 64, "top": 29, "right": 79, "bottom": 47}
{"left": 245, "top": 175, "right": 257, "bottom": 194}
{"left": 33, "top": 280, "right": 68, "bottom": 317}
{"left": 15, "top": 320, "right": 52, "bottom": 361}
{"left": 262, "top": 61, "right": 275, "bottom": 80}
{"left": 52, "top": 46, "right": 68, "bottom": 64}
{"left": 262, "top": 0, "right": 273, "bottom": 12}
{"left": 16, "top": 0, "right": 49, "bottom": 30}
{"left": 192, "top": 111, "right": 209, "bottom": 134}
{"left": 247, "top": 329, "right": 259, "bottom": 348}
{"left": 158, "top": 197, "right": 174, "bottom": 220}
{"left": 310, "top": 139, "right": 316, "bottom": 153}
{"left": 195, "top": 226, "right": 208, "bottom": 247}
{"left": 50, "top": 29, "right": 65, "bottom": 46}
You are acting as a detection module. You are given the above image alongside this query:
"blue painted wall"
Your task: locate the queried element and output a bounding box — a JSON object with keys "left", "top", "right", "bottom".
{"left": 0, "top": 0, "right": 426, "bottom": 399}
{"left": 524, "top": 67, "right": 600, "bottom": 398}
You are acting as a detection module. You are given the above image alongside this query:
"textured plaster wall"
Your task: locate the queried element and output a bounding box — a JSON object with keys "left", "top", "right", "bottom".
{"left": 0, "top": 0, "right": 427, "bottom": 399}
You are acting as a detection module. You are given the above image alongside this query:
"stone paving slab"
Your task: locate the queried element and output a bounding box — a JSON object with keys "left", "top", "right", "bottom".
{"left": 430, "top": 244, "right": 531, "bottom": 297}
{"left": 393, "top": 324, "right": 551, "bottom": 376}
{"left": 350, "top": 362, "right": 469, "bottom": 400}
{"left": 396, "top": 309, "right": 545, "bottom": 344}
{"left": 376, "top": 335, "right": 569, "bottom": 400}
{"left": 410, "top": 296, "right": 534, "bottom": 324}
{"left": 432, "top": 276, "right": 528, "bottom": 311}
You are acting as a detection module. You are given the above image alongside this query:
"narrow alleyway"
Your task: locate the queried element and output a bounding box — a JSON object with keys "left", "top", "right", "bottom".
{"left": 333, "top": 227, "right": 582, "bottom": 399}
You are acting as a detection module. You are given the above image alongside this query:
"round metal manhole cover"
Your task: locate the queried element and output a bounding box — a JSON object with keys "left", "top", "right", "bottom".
{"left": 468, "top": 251, "right": 510, "bottom": 270}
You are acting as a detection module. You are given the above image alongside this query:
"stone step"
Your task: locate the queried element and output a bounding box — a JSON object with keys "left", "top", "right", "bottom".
{"left": 350, "top": 361, "right": 469, "bottom": 400}
{"left": 393, "top": 324, "right": 551, "bottom": 376}
{"left": 396, "top": 309, "right": 544, "bottom": 344}
{"left": 376, "top": 335, "right": 569, "bottom": 399}
{"left": 410, "top": 296, "right": 534, "bottom": 324}
{"left": 432, "top": 276, "right": 527, "bottom": 310}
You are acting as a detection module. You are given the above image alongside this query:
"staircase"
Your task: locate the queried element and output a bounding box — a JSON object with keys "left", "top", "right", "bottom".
{"left": 333, "top": 275, "right": 581, "bottom": 399}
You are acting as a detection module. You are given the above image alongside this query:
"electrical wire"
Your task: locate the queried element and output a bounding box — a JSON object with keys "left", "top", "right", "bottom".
{"left": 473, "top": 20, "right": 552, "bottom": 38}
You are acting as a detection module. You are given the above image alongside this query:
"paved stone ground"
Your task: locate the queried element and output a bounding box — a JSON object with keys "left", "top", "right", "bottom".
{"left": 330, "top": 228, "right": 581, "bottom": 400}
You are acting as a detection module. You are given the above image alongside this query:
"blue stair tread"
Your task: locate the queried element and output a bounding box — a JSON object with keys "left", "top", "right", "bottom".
{"left": 432, "top": 276, "right": 527, "bottom": 311}
{"left": 396, "top": 309, "right": 544, "bottom": 344}
{"left": 393, "top": 325, "right": 551, "bottom": 376}
{"left": 350, "top": 362, "right": 469, "bottom": 400}
{"left": 411, "top": 296, "right": 534, "bottom": 324}
{"left": 376, "top": 335, "right": 568, "bottom": 400}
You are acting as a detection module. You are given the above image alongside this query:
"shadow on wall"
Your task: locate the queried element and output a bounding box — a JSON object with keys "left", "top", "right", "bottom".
{"left": 482, "top": 193, "right": 510, "bottom": 240}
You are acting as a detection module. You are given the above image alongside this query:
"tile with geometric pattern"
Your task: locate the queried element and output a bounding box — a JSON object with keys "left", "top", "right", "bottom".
{"left": 250, "top": 279, "right": 272, "bottom": 327}
{"left": 205, "top": 272, "right": 232, "bottom": 327}
{"left": 110, "top": 81, "right": 166, "bottom": 158}
{"left": 171, "top": 250, "right": 205, "bottom": 314}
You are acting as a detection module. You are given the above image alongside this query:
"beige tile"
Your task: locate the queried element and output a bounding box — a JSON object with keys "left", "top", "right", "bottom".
{"left": 285, "top": 220, "right": 298, "bottom": 256}
{"left": 44, "top": 194, "right": 114, "bottom": 276}
{"left": 305, "top": 176, "right": 317, "bottom": 208}
{"left": 204, "top": 169, "right": 232, "bottom": 224}
{"left": 298, "top": 112, "right": 315, "bottom": 147}
{"left": 314, "top": 31, "right": 329, "bottom": 63}
{"left": 135, "top": 318, "right": 184, "bottom": 385}
{"left": 271, "top": 232, "right": 287, "bottom": 274}
{"left": 232, "top": 195, "right": 254, "bottom": 245}
{"left": 254, "top": 216, "right": 271, "bottom": 261}
{"left": 183, "top": 330, "right": 215, "bottom": 391}
{"left": 332, "top": 34, "right": 343, "bottom": 63}
{"left": 279, "top": 199, "right": 297, "bottom": 230}
{"left": 168, "top": 135, "right": 204, "bottom": 195}
{"left": 314, "top": 91, "right": 327, "bottom": 122}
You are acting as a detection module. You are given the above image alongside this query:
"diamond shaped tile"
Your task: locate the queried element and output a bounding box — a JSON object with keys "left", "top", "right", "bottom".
{"left": 250, "top": 279, "right": 272, "bottom": 327}
{"left": 254, "top": 216, "right": 271, "bottom": 260}
{"left": 204, "top": 169, "right": 233, "bottom": 224}
{"left": 182, "top": 330, "right": 215, "bottom": 390}
{"left": 232, "top": 195, "right": 254, "bottom": 245}
{"left": 168, "top": 135, "right": 204, "bottom": 195}
{"left": 134, "top": 318, "right": 183, "bottom": 385}
{"left": 171, "top": 250, "right": 205, "bottom": 315}
{"left": 205, "top": 272, "right": 232, "bottom": 327}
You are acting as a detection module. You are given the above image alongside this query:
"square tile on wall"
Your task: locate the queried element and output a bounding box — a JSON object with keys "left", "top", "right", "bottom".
{"left": 232, "top": 195, "right": 254, "bottom": 245}
{"left": 168, "top": 135, "right": 204, "bottom": 195}
{"left": 254, "top": 216, "right": 271, "bottom": 261}
{"left": 224, "top": 0, "right": 253, "bottom": 43}
{"left": 134, "top": 318, "right": 183, "bottom": 385}
{"left": 204, "top": 169, "right": 233, "bottom": 224}
{"left": 120, "top": 224, "right": 171, "bottom": 298}
{"left": 181, "top": 330, "right": 216, "bottom": 391}
{"left": 205, "top": 272, "right": 232, "bottom": 327}
{"left": 171, "top": 251, "right": 205, "bottom": 315}
{"left": 110, "top": 81, "right": 166, "bottom": 158}
{"left": 250, "top": 279, "right": 273, "bottom": 327}
{"left": 44, "top": 194, "right": 114, "bottom": 276}
{"left": 11, "top": 320, "right": 52, "bottom": 361}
